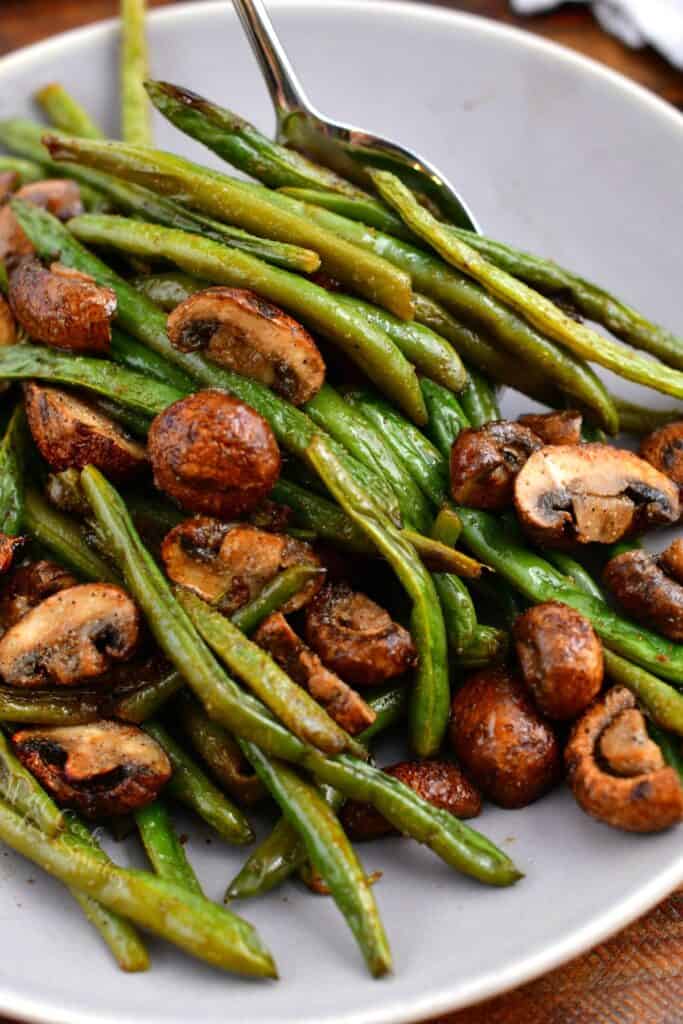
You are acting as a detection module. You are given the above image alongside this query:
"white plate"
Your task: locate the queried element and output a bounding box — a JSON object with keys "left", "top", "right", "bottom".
{"left": 0, "top": 3, "right": 682, "bottom": 1022}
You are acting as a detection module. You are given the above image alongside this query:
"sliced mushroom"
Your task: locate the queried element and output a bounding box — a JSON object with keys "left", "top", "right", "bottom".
{"left": 14, "top": 180, "right": 83, "bottom": 221}
{"left": 0, "top": 534, "right": 26, "bottom": 578}
{"left": 254, "top": 612, "right": 375, "bottom": 735}
{"left": 0, "top": 583, "right": 140, "bottom": 688}
{"left": 24, "top": 383, "right": 146, "bottom": 480}
{"left": 449, "top": 667, "right": 562, "bottom": 808}
{"left": 148, "top": 390, "right": 281, "bottom": 518}
{"left": 9, "top": 258, "right": 116, "bottom": 353}
{"left": 161, "top": 518, "right": 322, "bottom": 614}
{"left": 11, "top": 720, "right": 171, "bottom": 818}
{"left": 0, "top": 171, "right": 19, "bottom": 204}
{"left": 514, "top": 443, "right": 679, "bottom": 547}
{"left": 0, "top": 560, "right": 77, "bottom": 634}
{"left": 0, "top": 205, "right": 33, "bottom": 269}
{"left": 304, "top": 582, "right": 417, "bottom": 686}
{"left": 603, "top": 542, "right": 683, "bottom": 641}
{"left": 0, "top": 295, "right": 16, "bottom": 347}
{"left": 513, "top": 602, "right": 603, "bottom": 720}
{"left": 565, "top": 686, "right": 683, "bottom": 832}
{"left": 640, "top": 421, "right": 683, "bottom": 504}
{"left": 167, "top": 287, "right": 325, "bottom": 406}
{"left": 517, "top": 410, "right": 582, "bottom": 446}
{"left": 341, "top": 760, "right": 481, "bottom": 841}
{"left": 450, "top": 420, "right": 543, "bottom": 510}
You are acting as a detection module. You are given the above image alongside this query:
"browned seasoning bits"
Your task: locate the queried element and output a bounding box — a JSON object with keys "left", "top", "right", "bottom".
{"left": 513, "top": 602, "right": 603, "bottom": 720}
{"left": 148, "top": 390, "right": 281, "bottom": 518}
{"left": 449, "top": 667, "right": 561, "bottom": 809}
{"left": 565, "top": 686, "right": 683, "bottom": 833}
{"left": 450, "top": 420, "right": 542, "bottom": 510}
{"left": 304, "top": 582, "right": 417, "bottom": 686}
{"left": 341, "top": 760, "right": 482, "bottom": 841}
{"left": 603, "top": 539, "right": 683, "bottom": 641}
{"left": 12, "top": 721, "right": 171, "bottom": 819}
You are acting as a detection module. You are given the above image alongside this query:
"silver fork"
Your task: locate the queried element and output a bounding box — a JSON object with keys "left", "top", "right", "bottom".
{"left": 231, "top": 0, "right": 478, "bottom": 230}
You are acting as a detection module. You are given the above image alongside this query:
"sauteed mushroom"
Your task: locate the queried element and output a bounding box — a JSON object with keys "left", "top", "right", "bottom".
{"left": 0, "top": 171, "right": 19, "bottom": 204}
{"left": 14, "top": 179, "right": 83, "bottom": 221}
{"left": 9, "top": 258, "right": 116, "bottom": 353}
{"left": 0, "top": 295, "right": 17, "bottom": 347}
{"left": 11, "top": 720, "right": 171, "bottom": 818}
{"left": 167, "top": 287, "right": 325, "bottom": 405}
{"left": 514, "top": 444, "right": 679, "bottom": 547}
{"left": 254, "top": 612, "right": 375, "bottom": 735}
{"left": 341, "top": 760, "right": 481, "bottom": 841}
{"left": 0, "top": 560, "right": 77, "bottom": 633}
{"left": 449, "top": 667, "right": 561, "bottom": 808}
{"left": 603, "top": 541, "right": 683, "bottom": 641}
{"left": 517, "top": 410, "right": 582, "bottom": 447}
{"left": 0, "top": 534, "right": 26, "bottom": 578}
{"left": 304, "top": 582, "right": 417, "bottom": 686}
{"left": 0, "top": 583, "right": 140, "bottom": 687}
{"left": 565, "top": 686, "right": 683, "bottom": 832}
{"left": 513, "top": 602, "right": 603, "bottom": 719}
{"left": 640, "top": 421, "right": 683, "bottom": 504}
{"left": 148, "top": 391, "right": 281, "bottom": 518}
{"left": 450, "top": 421, "right": 542, "bottom": 510}
{"left": 0, "top": 206, "right": 33, "bottom": 268}
{"left": 24, "top": 383, "right": 147, "bottom": 480}
{"left": 161, "top": 518, "right": 322, "bottom": 614}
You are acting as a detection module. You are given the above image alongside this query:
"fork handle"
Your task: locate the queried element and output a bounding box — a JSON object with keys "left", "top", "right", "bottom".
{"left": 231, "top": 0, "right": 311, "bottom": 124}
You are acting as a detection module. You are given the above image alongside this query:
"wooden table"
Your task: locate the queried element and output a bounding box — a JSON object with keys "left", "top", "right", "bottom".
{"left": 1, "top": 3, "right": 681, "bottom": 1023}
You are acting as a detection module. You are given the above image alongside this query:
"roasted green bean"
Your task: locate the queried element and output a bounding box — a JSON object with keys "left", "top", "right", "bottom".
{"left": 135, "top": 799, "right": 204, "bottom": 895}
{"left": 35, "top": 84, "right": 103, "bottom": 139}
{"left": 120, "top": 0, "right": 152, "bottom": 145}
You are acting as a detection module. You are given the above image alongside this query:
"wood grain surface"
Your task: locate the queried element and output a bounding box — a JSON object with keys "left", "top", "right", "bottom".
{"left": 0, "top": 3, "right": 681, "bottom": 1023}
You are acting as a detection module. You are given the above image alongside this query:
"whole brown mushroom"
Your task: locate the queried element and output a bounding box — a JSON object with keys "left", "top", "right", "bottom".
{"left": 304, "top": 582, "right": 417, "bottom": 686}
{"left": 148, "top": 391, "right": 281, "bottom": 518}
{"left": 640, "top": 421, "right": 683, "bottom": 505}
{"left": 0, "top": 560, "right": 77, "bottom": 634}
{"left": 565, "top": 686, "right": 683, "bottom": 832}
{"left": 513, "top": 602, "right": 604, "bottom": 720}
{"left": 603, "top": 540, "right": 683, "bottom": 641}
{"left": 449, "top": 667, "right": 562, "bottom": 808}
{"left": 450, "top": 420, "right": 542, "bottom": 510}
{"left": 0, "top": 534, "right": 26, "bottom": 579}
{"left": 12, "top": 720, "right": 171, "bottom": 819}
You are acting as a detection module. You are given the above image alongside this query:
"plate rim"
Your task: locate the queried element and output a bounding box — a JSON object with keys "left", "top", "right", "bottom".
{"left": 0, "top": 3, "right": 681, "bottom": 1023}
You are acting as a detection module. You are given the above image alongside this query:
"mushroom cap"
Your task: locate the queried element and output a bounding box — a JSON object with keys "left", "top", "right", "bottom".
{"left": 517, "top": 410, "right": 583, "bottom": 446}
{"left": 0, "top": 534, "right": 26, "bottom": 579}
{"left": 167, "top": 287, "right": 325, "bottom": 406}
{"left": 24, "top": 383, "right": 147, "bottom": 481}
{"left": 9, "top": 257, "right": 116, "bottom": 352}
{"left": 450, "top": 420, "right": 543, "bottom": 511}
{"left": 513, "top": 601, "right": 604, "bottom": 720}
{"left": 0, "top": 559, "right": 78, "bottom": 634}
{"left": 449, "top": 666, "right": 562, "bottom": 808}
{"left": 14, "top": 180, "right": 83, "bottom": 221}
{"left": 148, "top": 390, "right": 281, "bottom": 518}
{"left": 0, "top": 171, "right": 19, "bottom": 204}
{"left": 640, "top": 421, "right": 683, "bottom": 503}
{"left": 12, "top": 720, "right": 171, "bottom": 818}
{"left": 0, "top": 205, "right": 33, "bottom": 269}
{"left": 603, "top": 546, "right": 683, "bottom": 642}
{"left": 0, "top": 294, "right": 17, "bottom": 348}
{"left": 565, "top": 686, "right": 683, "bottom": 832}
{"left": 0, "top": 583, "right": 140, "bottom": 687}
{"left": 161, "top": 518, "right": 322, "bottom": 615}
{"left": 304, "top": 582, "right": 417, "bottom": 687}
{"left": 514, "top": 443, "right": 680, "bottom": 547}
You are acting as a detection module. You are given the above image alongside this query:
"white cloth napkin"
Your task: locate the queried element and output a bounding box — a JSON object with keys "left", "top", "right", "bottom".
{"left": 510, "top": 0, "right": 683, "bottom": 68}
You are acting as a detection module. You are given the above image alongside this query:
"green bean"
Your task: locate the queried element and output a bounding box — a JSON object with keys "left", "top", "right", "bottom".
{"left": 120, "top": 0, "right": 152, "bottom": 145}
{"left": 24, "top": 487, "right": 118, "bottom": 583}
{"left": 145, "top": 80, "right": 370, "bottom": 199}
{"left": 231, "top": 565, "right": 325, "bottom": 635}
{"left": 305, "top": 385, "right": 431, "bottom": 530}
{"left": 0, "top": 155, "right": 43, "bottom": 183}
{"left": 433, "top": 573, "right": 477, "bottom": 655}
{"left": 459, "top": 365, "right": 500, "bottom": 427}
{"left": 35, "top": 84, "right": 103, "bottom": 139}
{"left": 543, "top": 551, "right": 605, "bottom": 602}
{"left": 603, "top": 651, "right": 683, "bottom": 737}
{"left": 431, "top": 506, "right": 463, "bottom": 548}
{"left": 0, "top": 730, "right": 64, "bottom": 836}
{"left": 46, "top": 135, "right": 415, "bottom": 319}
{"left": 93, "top": 396, "right": 152, "bottom": 438}
{"left": 0, "top": 405, "right": 27, "bottom": 536}
{"left": 336, "top": 295, "right": 467, "bottom": 392}
{"left": 271, "top": 479, "right": 373, "bottom": 554}
{"left": 132, "top": 271, "right": 204, "bottom": 310}
{"left": 280, "top": 187, "right": 412, "bottom": 240}
{"left": 648, "top": 722, "right": 683, "bottom": 783}
{"left": 420, "top": 378, "right": 470, "bottom": 461}
{"left": 614, "top": 397, "right": 682, "bottom": 436}
{"left": 469, "top": 575, "right": 524, "bottom": 632}
{"left": 347, "top": 390, "right": 448, "bottom": 506}
{"left": 400, "top": 529, "right": 482, "bottom": 579}
{"left": 177, "top": 589, "right": 364, "bottom": 759}
{"left": 454, "top": 624, "right": 509, "bottom": 669}
{"left": 112, "top": 667, "right": 185, "bottom": 724}
{"left": 282, "top": 195, "right": 618, "bottom": 430}
{"left": 0, "top": 341, "right": 184, "bottom": 416}
{"left": 175, "top": 692, "right": 265, "bottom": 805}
{"left": 374, "top": 170, "right": 683, "bottom": 403}
{"left": 144, "top": 720, "right": 253, "bottom": 844}
{"left": 13, "top": 202, "right": 401, "bottom": 521}
{"left": 135, "top": 799, "right": 204, "bottom": 895}
{"left": 242, "top": 745, "right": 392, "bottom": 977}
{"left": 0, "top": 686, "right": 104, "bottom": 726}
{"left": 109, "top": 328, "right": 195, "bottom": 392}
{"left": 457, "top": 506, "right": 683, "bottom": 685}
{"left": 307, "top": 435, "right": 450, "bottom": 757}
{"left": 0, "top": 797, "right": 276, "bottom": 975}
{"left": 84, "top": 466, "right": 518, "bottom": 884}
{"left": 227, "top": 815, "right": 303, "bottom": 902}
